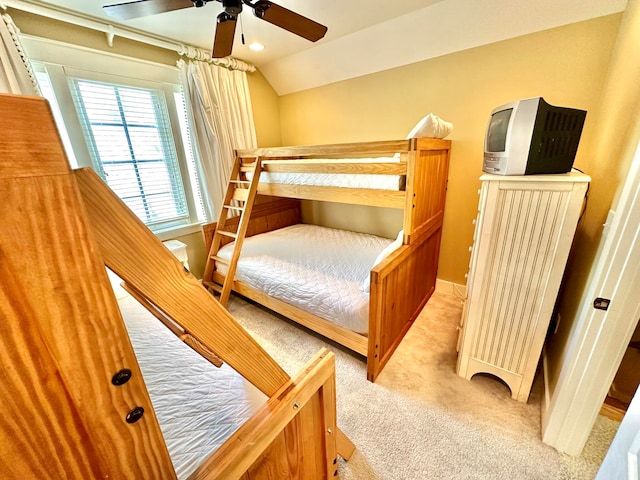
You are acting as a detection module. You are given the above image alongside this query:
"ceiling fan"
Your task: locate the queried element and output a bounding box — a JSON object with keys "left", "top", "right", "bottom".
{"left": 103, "top": 0, "right": 328, "bottom": 58}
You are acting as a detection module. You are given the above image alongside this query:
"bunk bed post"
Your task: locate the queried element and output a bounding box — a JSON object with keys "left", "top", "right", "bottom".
{"left": 404, "top": 138, "right": 451, "bottom": 244}
{"left": 0, "top": 93, "right": 176, "bottom": 478}
{"left": 191, "top": 349, "right": 341, "bottom": 479}
{"left": 403, "top": 138, "right": 419, "bottom": 239}
{"left": 367, "top": 138, "right": 451, "bottom": 381}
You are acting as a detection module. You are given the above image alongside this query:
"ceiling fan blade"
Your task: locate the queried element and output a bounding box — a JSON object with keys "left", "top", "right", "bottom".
{"left": 252, "top": 1, "right": 327, "bottom": 42}
{"left": 103, "top": 0, "right": 194, "bottom": 21}
{"left": 212, "top": 13, "right": 238, "bottom": 58}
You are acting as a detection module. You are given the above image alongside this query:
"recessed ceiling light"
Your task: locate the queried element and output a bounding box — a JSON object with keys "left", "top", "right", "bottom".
{"left": 249, "top": 42, "right": 265, "bottom": 51}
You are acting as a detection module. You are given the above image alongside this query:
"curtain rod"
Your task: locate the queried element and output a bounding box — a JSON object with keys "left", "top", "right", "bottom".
{"left": 0, "top": 0, "right": 255, "bottom": 72}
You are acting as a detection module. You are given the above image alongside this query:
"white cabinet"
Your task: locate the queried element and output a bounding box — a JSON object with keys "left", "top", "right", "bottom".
{"left": 456, "top": 172, "right": 590, "bottom": 402}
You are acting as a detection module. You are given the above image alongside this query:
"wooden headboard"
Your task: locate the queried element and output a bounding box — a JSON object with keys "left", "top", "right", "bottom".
{"left": 203, "top": 195, "right": 301, "bottom": 253}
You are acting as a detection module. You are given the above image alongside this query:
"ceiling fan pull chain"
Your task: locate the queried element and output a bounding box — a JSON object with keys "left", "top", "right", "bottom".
{"left": 240, "top": 13, "right": 245, "bottom": 45}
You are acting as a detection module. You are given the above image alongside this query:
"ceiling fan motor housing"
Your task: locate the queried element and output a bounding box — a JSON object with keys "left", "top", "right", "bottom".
{"left": 222, "top": 0, "right": 242, "bottom": 15}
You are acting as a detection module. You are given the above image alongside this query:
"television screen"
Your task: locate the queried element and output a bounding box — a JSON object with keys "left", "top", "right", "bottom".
{"left": 486, "top": 108, "right": 512, "bottom": 152}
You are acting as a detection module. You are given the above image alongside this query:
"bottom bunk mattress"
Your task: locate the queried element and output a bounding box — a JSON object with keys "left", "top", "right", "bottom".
{"left": 216, "top": 224, "right": 395, "bottom": 335}
{"left": 118, "top": 293, "right": 266, "bottom": 479}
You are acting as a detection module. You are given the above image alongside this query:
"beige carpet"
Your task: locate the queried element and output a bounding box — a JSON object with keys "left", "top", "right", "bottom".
{"left": 226, "top": 291, "right": 619, "bottom": 480}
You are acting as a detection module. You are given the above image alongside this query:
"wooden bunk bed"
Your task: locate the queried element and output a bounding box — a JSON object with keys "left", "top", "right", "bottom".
{"left": 0, "top": 93, "right": 353, "bottom": 479}
{"left": 202, "top": 137, "right": 451, "bottom": 382}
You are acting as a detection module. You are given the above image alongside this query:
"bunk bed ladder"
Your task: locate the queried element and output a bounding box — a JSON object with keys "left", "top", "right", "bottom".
{"left": 203, "top": 156, "right": 262, "bottom": 307}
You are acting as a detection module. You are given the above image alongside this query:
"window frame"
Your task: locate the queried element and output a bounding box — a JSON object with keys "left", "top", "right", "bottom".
{"left": 23, "top": 35, "right": 205, "bottom": 239}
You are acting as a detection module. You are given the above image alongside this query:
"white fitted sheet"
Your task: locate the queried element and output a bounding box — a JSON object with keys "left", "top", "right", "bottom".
{"left": 248, "top": 157, "right": 405, "bottom": 191}
{"left": 217, "top": 224, "right": 394, "bottom": 335}
{"left": 118, "top": 294, "right": 266, "bottom": 480}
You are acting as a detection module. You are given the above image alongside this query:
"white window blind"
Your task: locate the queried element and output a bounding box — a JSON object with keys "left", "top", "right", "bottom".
{"left": 69, "top": 79, "right": 189, "bottom": 230}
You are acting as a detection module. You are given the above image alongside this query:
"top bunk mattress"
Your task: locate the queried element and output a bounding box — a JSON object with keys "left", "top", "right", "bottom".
{"left": 216, "top": 224, "right": 394, "bottom": 335}
{"left": 118, "top": 293, "right": 266, "bottom": 479}
{"left": 248, "top": 157, "right": 406, "bottom": 191}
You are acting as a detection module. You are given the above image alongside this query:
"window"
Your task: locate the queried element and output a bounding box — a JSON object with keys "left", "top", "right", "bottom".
{"left": 25, "top": 38, "right": 206, "bottom": 237}
{"left": 69, "top": 79, "right": 190, "bottom": 230}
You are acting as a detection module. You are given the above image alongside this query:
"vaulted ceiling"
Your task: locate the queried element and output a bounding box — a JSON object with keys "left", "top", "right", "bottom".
{"left": 21, "top": 0, "right": 628, "bottom": 94}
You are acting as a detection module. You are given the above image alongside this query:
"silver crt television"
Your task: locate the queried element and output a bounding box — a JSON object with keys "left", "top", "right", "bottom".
{"left": 483, "top": 97, "right": 586, "bottom": 175}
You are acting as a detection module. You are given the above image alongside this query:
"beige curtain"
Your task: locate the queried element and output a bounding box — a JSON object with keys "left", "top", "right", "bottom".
{"left": 179, "top": 59, "right": 257, "bottom": 221}
{"left": 0, "top": 10, "right": 38, "bottom": 95}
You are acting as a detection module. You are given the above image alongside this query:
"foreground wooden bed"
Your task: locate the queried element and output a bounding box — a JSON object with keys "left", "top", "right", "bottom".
{"left": 203, "top": 138, "right": 451, "bottom": 382}
{"left": 0, "top": 94, "right": 351, "bottom": 479}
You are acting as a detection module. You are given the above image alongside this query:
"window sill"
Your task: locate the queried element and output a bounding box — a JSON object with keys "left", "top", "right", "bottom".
{"left": 154, "top": 222, "right": 205, "bottom": 241}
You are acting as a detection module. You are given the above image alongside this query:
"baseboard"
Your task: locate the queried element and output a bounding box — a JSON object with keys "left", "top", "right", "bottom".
{"left": 600, "top": 397, "right": 626, "bottom": 422}
{"left": 435, "top": 278, "right": 467, "bottom": 298}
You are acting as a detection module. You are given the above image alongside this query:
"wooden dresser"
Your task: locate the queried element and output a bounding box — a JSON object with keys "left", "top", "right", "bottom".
{"left": 456, "top": 172, "right": 589, "bottom": 402}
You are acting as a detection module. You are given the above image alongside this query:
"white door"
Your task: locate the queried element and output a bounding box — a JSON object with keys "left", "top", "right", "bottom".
{"left": 542, "top": 139, "right": 640, "bottom": 455}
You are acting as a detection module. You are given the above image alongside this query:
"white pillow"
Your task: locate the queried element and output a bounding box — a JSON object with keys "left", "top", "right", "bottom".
{"left": 361, "top": 230, "right": 404, "bottom": 293}
{"left": 406, "top": 113, "right": 453, "bottom": 139}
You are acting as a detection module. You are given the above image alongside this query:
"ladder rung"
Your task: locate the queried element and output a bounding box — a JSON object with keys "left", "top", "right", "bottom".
{"left": 203, "top": 281, "right": 223, "bottom": 293}
{"left": 230, "top": 179, "right": 250, "bottom": 185}
{"left": 240, "top": 163, "right": 257, "bottom": 172}
{"left": 232, "top": 188, "right": 249, "bottom": 202}
{"left": 210, "top": 255, "right": 229, "bottom": 265}
{"left": 223, "top": 204, "right": 245, "bottom": 211}
{"left": 217, "top": 230, "right": 238, "bottom": 239}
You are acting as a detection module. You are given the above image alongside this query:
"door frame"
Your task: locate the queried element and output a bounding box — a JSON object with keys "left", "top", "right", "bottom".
{"left": 542, "top": 139, "right": 640, "bottom": 455}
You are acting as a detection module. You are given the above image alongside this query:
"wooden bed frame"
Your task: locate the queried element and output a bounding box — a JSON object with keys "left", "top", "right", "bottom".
{"left": 203, "top": 138, "right": 451, "bottom": 382}
{"left": 0, "top": 94, "right": 352, "bottom": 479}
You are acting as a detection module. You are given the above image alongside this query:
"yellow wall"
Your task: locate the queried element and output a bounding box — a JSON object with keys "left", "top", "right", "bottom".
{"left": 11, "top": 8, "right": 625, "bottom": 290}
{"left": 9, "top": 9, "right": 179, "bottom": 66}
{"left": 277, "top": 15, "right": 621, "bottom": 284}
{"left": 14, "top": 2, "right": 639, "bottom": 427}
{"left": 247, "top": 69, "right": 283, "bottom": 148}
{"left": 12, "top": 6, "right": 638, "bottom": 405}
